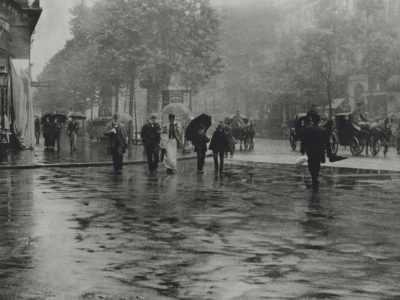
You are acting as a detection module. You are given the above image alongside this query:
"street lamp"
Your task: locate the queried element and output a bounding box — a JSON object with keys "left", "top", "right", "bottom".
{"left": 0, "top": 67, "right": 9, "bottom": 163}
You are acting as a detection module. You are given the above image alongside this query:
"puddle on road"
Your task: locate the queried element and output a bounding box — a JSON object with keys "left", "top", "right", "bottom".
{"left": 0, "top": 162, "right": 400, "bottom": 299}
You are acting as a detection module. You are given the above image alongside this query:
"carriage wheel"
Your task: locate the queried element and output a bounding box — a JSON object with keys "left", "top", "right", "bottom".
{"left": 350, "top": 137, "right": 363, "bottom": 156}
{"left": 369, "top": 137, "right": 380, "bottom": 157}
{"left": 290, "top": 132, "right": 297, "bottom": 151}
{"left": 330, "top": 132, "right": 339, "bottom": 155}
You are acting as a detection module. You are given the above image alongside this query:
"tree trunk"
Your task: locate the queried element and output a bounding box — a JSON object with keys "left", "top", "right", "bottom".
{"left": 114, "top": 84, "right": 119, "bottom": 114}
{"left": 327, "top": 82, "right": 332, "bottom": 118}
{"left": 129, "top": 76, "right": 135, "bottom": 144}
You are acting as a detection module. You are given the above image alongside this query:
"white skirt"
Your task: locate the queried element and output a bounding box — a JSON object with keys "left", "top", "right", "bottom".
{"left": 162, "top": 137, "right": 178, "bottom": 170}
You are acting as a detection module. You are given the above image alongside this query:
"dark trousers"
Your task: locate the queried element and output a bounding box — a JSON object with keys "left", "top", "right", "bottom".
{"left": 111, "top": 148, "right": 123, "bottom": 171}
{"left": 35, "top": 132, "right": 40, "bottom": 144}
{"left": 56, "top": 136, "right": 61, "bottom": 152}
{"left": 213, "top": 151, "right": 225, "bottom": 172}
{"left": 145, "top": 146, "right": 159, "bottom": 172}
{"left": 196, "top": 150, "right": 206, "bottom": 171}
{"left": 0, "top": 143, "right": 8, "bottom": 163}
{"left": 307, "top": 157, "right": 321, "bottom": 189}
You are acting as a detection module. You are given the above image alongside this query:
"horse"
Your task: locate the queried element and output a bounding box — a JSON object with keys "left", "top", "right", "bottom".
{"left": 229, "top": 120, "right": 255, "bottom": 151}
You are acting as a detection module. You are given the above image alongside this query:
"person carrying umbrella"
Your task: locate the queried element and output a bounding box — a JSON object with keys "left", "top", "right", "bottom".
{"left": 191, "top": 124, "right": 210, "bottom": 174}
{"left": 209, "top": 121, "right": 231, "bottom": 175}
{"left": 141, "top": 113, "right": 161, "bottom": 174}
{"left": 161, "top": 114, "right": 182, "bottom": 174}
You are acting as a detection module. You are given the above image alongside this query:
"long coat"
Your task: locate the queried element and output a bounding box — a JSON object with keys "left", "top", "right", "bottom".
{"left": 104, "top": 121, "right": 128, "bottom": 153}
{"left": 209, "top": 130, "right": 231, "bottom": 153}
{"left": 192, "top": 133, "right": 210, "bottom": 152}
{"left": 300, "top": 125, "right": 331, "bottom": 163}
{"left": 141, "top": 122, "right": 161, "bottom": 149}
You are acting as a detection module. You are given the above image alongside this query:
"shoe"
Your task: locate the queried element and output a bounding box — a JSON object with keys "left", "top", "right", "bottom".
{"left": 197, "top": 170, "right": 204, "bottom": 174}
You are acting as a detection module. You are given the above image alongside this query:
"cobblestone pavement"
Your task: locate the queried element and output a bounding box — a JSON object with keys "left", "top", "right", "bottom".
{"left": 1, "top": 160, "right": 400, "bottom": 299}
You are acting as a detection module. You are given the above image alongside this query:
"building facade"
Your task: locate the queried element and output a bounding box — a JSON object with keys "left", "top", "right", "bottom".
{"left": 0, "top": 0, "right": 41, "bottom": 150}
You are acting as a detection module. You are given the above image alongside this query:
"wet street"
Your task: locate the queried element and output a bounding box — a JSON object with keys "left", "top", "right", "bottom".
{"left": 1, "top": 161, "right": 400, "bottom": 299}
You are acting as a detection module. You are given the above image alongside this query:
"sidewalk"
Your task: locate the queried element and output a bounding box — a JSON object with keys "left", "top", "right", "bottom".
{"left": 0, "top": 136, "right": 197, "bottom": 169}
{"left": 231, "top": 138, "right": 400, "bottom": 172}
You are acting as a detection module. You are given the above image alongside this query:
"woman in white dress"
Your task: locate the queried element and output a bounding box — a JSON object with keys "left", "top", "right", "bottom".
{"left": 161, "top": 114, "right": 182, "bottom": 174}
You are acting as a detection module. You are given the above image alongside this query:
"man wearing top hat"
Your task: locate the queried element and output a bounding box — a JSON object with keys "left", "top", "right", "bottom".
{"left": 141, "top": 113, "right": 161, "bottom": 174}
{"left": 161, "top": 114, "right": 182, "bottom": 174}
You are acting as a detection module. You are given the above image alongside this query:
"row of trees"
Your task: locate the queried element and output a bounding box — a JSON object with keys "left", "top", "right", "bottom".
{"left": 35, "top": 0, "right": 223, "bottom": 114}
{"left": 196, "top": 0, "right": 400, "bottom": 127}
{"left": 265, "top": 0, "right": 400, "bottom": 118}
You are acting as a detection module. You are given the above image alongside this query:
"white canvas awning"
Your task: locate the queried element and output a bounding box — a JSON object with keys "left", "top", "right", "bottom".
{"left": 10, "top": 59, "right": 34, "bottom": 149}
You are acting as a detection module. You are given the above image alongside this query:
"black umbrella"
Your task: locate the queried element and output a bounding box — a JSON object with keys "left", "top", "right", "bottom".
{"left": 41, "top": 113, "right": 53, "bottom": 124}
{"left": 185, "top": 114, "right": 212, "bottom": 141}
{"left": 70, "top": 114, "right": 86, "bottom": 120}
{"left": 329, "top": 154, "right": 347, "bottom": 163}
{"left": 54, "top": 113, "right": 67, "bottom": 123}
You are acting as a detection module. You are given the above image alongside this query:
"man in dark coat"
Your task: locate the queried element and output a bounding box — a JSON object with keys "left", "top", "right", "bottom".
{"left": 300, "top": 113, "right": 332, "bottom": 191}
{"left": 34, "top": 117, "right": 41, "bottom": 145}
{"left": 54, "top": 118, "right": 62, "bottom": 152}
{"left": 104, "top": 114, "right": 128, "bottom": 173}
{"left": 209, "top": 122, "right": 231, "bottom": 174}
{"left": 141, "top": 113, "right": 161, "bottom": 174}
{"left": 192, "top": 125, "right": 210, "bottom": 174}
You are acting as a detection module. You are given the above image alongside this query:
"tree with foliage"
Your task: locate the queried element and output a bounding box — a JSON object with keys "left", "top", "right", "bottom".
{"left": 293, "top": 5, "right": 358, "bottom": 116}
{"left": 36, "top": 0, "right": 223, "bottom": 119}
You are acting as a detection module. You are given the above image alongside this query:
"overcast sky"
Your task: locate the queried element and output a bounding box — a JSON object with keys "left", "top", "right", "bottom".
{"left": 31, "top": 0, "right": 81, "bottom": 79}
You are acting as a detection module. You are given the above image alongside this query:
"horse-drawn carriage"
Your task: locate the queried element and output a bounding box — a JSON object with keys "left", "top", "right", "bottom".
{"left": 334, "top": 113, "right": 390, "bottom": 157}
{"left": 288, "top": 113, "right": 338, "bottom": 154}
{"left": 225, "top": 114, "right": 255, "bottom": 151}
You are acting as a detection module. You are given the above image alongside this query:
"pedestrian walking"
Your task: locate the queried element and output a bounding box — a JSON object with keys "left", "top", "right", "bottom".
{"left": 34, "top": 116, "right": 41, "bottom": 145}
{"left": 141, "top": 113, "right": 161, "bottom": 174}
{"left": 192, "top": 125, "right": 210, "bottom": 174}
{"left": 161, "top": 114, "right": 181, "bottom": 174}
{"left": 224, "top": 122, "right": 235, "bottom": 158}
{"left": 396, "top": 119, "right": 400, "bottom": 155}
{"left": 104, "top": 114, "right": 128, "bottom": 173}
{"left": 54, "top": 118, "right": 62, "bottom": 152}
{"left": 209, "top": 122, "right": 231, "bottom": 175}
{"left": 67, "top": 119, "right": 79, "bottom": 152}
{"left": 300, "top": 113, "right": 332, "bottom": 192}
{"left": 0, "top": 114, "right": 10, "bottom": 163}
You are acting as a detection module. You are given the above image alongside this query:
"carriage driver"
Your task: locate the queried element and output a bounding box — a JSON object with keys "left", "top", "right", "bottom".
{"left": 232, "top": 110, "right": 244, "bottom": 127}
{"left": 352, "top": 102, "right": 368, "bottom": 124}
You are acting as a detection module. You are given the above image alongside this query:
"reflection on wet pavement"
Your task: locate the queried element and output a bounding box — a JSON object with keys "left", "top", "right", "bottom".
{"left": 1, "top": 161, "right": 400, "bottom": 299}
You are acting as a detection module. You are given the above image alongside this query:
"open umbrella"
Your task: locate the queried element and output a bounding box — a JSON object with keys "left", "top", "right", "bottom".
{"left": 70, "top": 113, "right": 86, "bottom": 120}
{"left": 41, "top": 113, "right": 53, "bottom": 124}
{"left": 54, "top": 113, "right": 67, "bottom": 123}
{"left": 185, "top": 114, "right": 212, "bottom": 141}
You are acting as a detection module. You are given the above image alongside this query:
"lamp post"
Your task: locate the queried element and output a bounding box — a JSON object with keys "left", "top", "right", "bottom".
{"left": 0, "top": 67, "right": 9, "bottom": 163}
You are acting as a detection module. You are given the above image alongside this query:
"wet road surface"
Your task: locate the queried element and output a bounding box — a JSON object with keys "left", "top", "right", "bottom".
{"left": 1, "top": 161, "right": 400, "bottom": 299}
